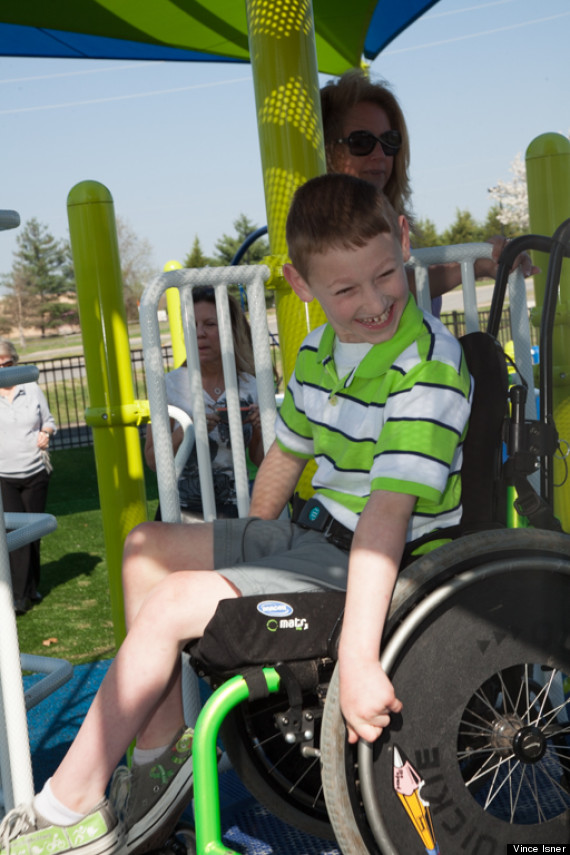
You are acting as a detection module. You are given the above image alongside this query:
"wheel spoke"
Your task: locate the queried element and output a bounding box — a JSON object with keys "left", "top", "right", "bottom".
{"left": 252, "top": 730, "right": 289, "bottom": 750}
{"left": 458, "top": 661, "right": 570, "bottom": 826}
{"left": 510, "top": 757, "right": 525, "bottom": 822}
{"left": 287, "top": 754, "right": 320, "bottom": 795}
{"left": 464, "top": 749, "right": 513, "bottom": 788}
{"left": 483, "top": 755, "right": 522, "bottom": 811}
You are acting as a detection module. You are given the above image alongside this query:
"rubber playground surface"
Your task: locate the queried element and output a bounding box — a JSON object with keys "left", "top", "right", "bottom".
{"left": 25, "top": 660, "right": 340, "bottom": 855}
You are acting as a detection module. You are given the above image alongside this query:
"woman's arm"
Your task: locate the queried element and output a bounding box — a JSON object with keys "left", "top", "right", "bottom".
{"left": 144, "top": 418, "right": 181, "bottom": 471}
{"left": 409, "top": 236, "right": 539, "bottom": 300}
{"left": 244, "top": 404, "right": 264, "bottom": 467}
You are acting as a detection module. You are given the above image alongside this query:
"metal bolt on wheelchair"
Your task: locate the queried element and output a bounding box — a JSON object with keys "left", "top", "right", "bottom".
{"left": 182, "top": 223, "right": 570, "bottom": 854}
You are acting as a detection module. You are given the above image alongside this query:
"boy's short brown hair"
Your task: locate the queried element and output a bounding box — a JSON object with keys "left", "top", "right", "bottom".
{"left": 286, "top": 173, "right": 401, "bottom": 280}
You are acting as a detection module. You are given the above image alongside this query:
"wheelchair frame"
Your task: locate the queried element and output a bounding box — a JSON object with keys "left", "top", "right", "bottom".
{"left": 180, "top": 224, "right": 570, "bottom": 854}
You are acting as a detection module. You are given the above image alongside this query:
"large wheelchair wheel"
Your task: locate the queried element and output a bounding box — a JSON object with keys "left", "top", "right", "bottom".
{"left": 321, "top": 528, "right": 570, "bottom": 854}
{"left": 220, "top": 665, "right": 335, "bottom": 841}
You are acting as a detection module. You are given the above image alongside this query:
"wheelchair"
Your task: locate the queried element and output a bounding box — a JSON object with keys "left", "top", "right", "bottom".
{"left": 155, "top": 225, "right": 570, "bottom": 854}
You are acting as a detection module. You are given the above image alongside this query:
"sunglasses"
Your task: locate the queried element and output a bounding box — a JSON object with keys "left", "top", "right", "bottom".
{"left": 336, "top": 129, "right": 402, "bottom": 158}
{"left": 0, "top": 360, "right": 14, "bottom": 368}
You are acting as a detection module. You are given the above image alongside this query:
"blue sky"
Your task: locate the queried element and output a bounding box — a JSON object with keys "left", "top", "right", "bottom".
{"left": 0, "top": 0, "right": 569, "bottom": 279}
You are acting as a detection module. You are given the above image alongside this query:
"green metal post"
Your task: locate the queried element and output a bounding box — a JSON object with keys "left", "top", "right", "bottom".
{"left": 67, "top": 181, "right": 149, "bottom": 644}
{"left": 193, "top": 668, "right": 281, "bottom": 855}
{"left": 245, "top": 0, "right": 326, "bottom": 497}
{"left": 526, "top": 133, "right": 570, "bottom": 532}
{"left": 245, "top": 0, "right": 326, "bottom": 386}
{"left": 163, "top": 259, "right": 187, "bottom": 369}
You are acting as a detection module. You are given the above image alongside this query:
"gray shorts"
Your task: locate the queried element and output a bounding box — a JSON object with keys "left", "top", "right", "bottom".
{"left": 213, "top": 517, "right": 349, "bottom": 596}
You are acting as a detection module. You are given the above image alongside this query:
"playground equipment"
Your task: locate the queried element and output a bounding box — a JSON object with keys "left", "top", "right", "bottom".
{"left": 0, "top": 363, "right": 69, "bottom": 817}
{"left": 526, "top": 133, "right": 570, "bottom": 530}
{"left": 0, "top": 211, "right": 72, "bottom": 818}
{"left": 137, "top": 224, "right": 570, "bottom": 854}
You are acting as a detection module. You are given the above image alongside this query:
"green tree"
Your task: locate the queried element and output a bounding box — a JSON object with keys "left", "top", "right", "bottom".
{"left": 116, "top": 217, "right": 158, "bottom": 322}
{"left": 442, "top": 209, "right": 484, "bottom": 246}
{"left": 1, "top": 218, "right": 77, "bottom": 343}
{"left": 213, "top": 214, "right": 269, "bottom": 266}
{"left": 481, "top": 205, "right": 519, "bottom": 242}
{"left": 183, "top": 236, "right": 213, "bottom": 268}
{"left": 412, "top": 217, "right": 443, "bottom": 249}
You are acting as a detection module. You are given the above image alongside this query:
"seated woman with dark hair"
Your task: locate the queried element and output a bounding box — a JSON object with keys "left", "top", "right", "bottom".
{"left": 144, "top": 287, "right": 264, "bottom": 521}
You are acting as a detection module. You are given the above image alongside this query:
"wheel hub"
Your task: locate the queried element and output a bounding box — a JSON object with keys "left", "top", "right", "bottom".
{"left": 490, "top": 714, "right": 523, "bottom": 756}
{"left": 513, "top": 724, "right": 547, "bottom": 764}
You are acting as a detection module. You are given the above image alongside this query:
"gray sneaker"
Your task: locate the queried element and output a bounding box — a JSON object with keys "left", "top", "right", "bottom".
{"left": 0, "top": 798, "right": 124, "bottom": 855}
{"left": 109, "top": 727, "right": 193, "bottom": 855}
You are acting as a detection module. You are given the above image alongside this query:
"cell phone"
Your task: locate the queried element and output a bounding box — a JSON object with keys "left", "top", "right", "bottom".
{"left": 215, "top": 405, "right": 251, "bottom": 423}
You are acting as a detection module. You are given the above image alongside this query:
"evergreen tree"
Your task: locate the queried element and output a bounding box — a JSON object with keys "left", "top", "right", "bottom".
{"left": 1, "top": 218, "right": 76, "bottom": 343}
{"left": 412, "top": 217, "right": 443, "bottom": 248}
{"left": 213, "top": 214, "right": 269, "bottom": 266}
{"left": 183, "top": 236, "right": 213, "bottom": 268}
{"left": 442, "top": 209, "right": 484, "bottom": 246}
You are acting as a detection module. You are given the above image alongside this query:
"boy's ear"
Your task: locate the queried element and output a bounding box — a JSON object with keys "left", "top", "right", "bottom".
{"left": 398, "top": 215, "right": 411, "bottom": 263}
{"left": 282, "top": 262, "right": 314, "bottom": 303}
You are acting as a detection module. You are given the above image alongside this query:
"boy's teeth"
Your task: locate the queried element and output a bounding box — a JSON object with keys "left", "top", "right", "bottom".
{"left": 362, "top": 308, "right": 390, "bottom": 324}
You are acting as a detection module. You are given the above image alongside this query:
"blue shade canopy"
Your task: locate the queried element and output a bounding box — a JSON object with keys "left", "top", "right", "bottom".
{"left": 0, "top": 1, "right": 440, "bottom": 75}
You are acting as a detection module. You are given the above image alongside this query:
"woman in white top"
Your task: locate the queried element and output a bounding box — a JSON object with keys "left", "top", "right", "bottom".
{"left": 0, "top": 339, "right": 56, "bottom": 613}
{"left": 145, "top": 287, "right": 264, "bottom": 520}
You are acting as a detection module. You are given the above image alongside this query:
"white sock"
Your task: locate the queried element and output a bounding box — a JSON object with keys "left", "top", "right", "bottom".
{"left": 33, "top": 778, "right": 87, "bottom": 826}
{"left": 132, "top": 744, "right": 170, "bottom": 766}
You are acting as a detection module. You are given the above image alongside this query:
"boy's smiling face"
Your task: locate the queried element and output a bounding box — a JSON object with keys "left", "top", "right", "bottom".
{"left": 284, "top": 217, "right": 410, "bottom": 344}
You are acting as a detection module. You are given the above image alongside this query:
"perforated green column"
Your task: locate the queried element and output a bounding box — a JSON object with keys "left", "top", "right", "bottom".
{"left": 67, "top": 181, "right": 149, "bottom": 644}
{"left": 246, "top": 0, "right": 326, "bottom": 496}
{"left": 246, "top": 0, "right": 326, "bottom": 385}
{"left": 526, "top": 133, "right": 570, "bottom": 532}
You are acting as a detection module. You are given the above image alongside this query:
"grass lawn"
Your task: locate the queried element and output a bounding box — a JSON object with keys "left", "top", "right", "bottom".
{"left": 16, "top": 446, "right": 159, "bottom": 666}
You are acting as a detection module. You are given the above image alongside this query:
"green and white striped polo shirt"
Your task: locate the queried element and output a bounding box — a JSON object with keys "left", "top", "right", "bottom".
{"left": 276, "top": 296, "right": 473, "bottom": 543}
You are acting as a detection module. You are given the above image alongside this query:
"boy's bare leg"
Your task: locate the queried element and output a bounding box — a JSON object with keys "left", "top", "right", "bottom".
{"left": 122, "top": 520, "right": 215, "bottom": 628}
{"left": 49, "top": 568, "right": 237, "bottom": 814}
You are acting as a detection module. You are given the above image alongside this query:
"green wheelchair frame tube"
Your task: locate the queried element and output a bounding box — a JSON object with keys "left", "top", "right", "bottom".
{"left": 193, "top": 668, "right": 281, "bottom": 855}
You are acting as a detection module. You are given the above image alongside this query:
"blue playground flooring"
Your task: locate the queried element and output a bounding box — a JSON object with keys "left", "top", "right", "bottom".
{"left": 24, "top": 660, "right": 341, "bottom": 855}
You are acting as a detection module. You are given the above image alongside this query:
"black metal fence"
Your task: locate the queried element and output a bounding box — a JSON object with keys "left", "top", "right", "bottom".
{"left": 24, "top": 308, "right": 538, "bottom": 450}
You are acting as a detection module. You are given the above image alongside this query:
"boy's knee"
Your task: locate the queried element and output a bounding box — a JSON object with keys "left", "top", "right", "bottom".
{"left": 123, "top": 521, "right": 155, "bottom": 559}
{"left": 122, "top": 521, "right": 164, "bottom": 587}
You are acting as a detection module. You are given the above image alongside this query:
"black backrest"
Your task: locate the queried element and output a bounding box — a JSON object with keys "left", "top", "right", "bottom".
{"left": 459, "top": 332, "right": 509, "bottom": 532}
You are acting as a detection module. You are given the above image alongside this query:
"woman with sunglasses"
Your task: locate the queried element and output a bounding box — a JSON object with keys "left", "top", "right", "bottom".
{"left": 321, "top": 69, "right": 537, "bottom": 314}
{"left": 144, "top": 287, "right": 264, "bottom": 521}
{"left": 0, "top": 338, "right": 56, "bottom": 614}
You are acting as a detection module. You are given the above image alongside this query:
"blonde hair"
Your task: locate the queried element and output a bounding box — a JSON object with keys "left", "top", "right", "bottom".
{"left": 320, "top": 69, "right": 413, "bottom": 224}
{"left": 192, "top": 287, "right": 255, "bottom": 377}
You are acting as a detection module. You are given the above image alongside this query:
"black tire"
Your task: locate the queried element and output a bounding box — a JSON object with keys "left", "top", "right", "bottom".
{"left": 220, "top": 679, "right": 335, "bottom": 841}
{"left": 321, "top": 529, "right": 570, "bottom": 854}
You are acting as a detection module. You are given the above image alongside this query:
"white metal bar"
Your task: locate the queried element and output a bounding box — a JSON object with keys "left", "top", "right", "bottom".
{"left": 139, "top": 264, "right": 272, "bottom": 527}
{"left": 407, "top": 242, "right": 494, "bottom": 330}
{"left": 179, "top": 288, "right": 217, "bottom": 521}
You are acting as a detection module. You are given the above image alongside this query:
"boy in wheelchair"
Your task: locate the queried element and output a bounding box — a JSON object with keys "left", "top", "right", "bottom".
{"left": 0, "top": 173, "right": 472, "bottom": 855}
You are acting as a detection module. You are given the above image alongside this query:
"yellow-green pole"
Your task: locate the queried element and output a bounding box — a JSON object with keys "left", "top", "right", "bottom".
{"left": 245, "top": 0, "right": 326, "bottom": 385}
{"left": 526, "top": 133, "right": 570, "bottom": 532}
{"left": 164, "top": 260, "right": 187, "bottom": 369}
{"left": 67, "top": 181, "right": 149, "bottom": 644}
{"left": 246, "top": 0, "right": 326, "bottom": 497}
